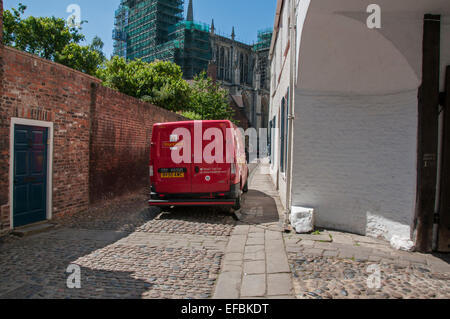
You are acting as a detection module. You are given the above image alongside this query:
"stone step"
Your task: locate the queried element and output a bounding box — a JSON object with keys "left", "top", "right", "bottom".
{"left": 12, "top": 222, "right": 56, "bottom": 237}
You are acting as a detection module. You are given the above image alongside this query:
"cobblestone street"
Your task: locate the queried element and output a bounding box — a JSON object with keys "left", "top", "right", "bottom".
{"left": 0, "top": 194, "right": 235, "bottom": 299}
{"left": 285, "top": 231, "right": 450, "bottom": 299}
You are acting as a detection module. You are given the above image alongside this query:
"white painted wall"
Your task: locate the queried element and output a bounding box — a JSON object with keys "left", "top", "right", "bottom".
{"left": 291, "top": 90, "right": 418, "bottom": 239}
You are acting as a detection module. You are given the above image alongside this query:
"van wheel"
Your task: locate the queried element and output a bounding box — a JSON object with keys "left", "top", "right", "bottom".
{"left": 243, "top": 180, "right": 249, "bottom": 193}
{"left": 233, "top": 185, "right": 242, "bottom": 210}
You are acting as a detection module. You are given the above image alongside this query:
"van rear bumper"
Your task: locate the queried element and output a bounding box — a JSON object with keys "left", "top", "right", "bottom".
{"left": 148, "top": 184, "right": 240, "bottom": 207}
{"left": 148, "top": 198, "right": 236, "bottom": 207}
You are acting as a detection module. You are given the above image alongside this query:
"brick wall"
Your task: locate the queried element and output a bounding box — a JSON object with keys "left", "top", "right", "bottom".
{"left": 0, "top": 47, "right": 100, "bottom": 229}
{"left": 90, "top": 85, "right": 185, "bottom": 203}
{"left": 0, "top": 45, "right": 185, "bottom": 230}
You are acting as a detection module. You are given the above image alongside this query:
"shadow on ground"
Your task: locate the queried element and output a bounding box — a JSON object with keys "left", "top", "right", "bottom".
{"left": 239, "top": 189, "right": 280, "bottom": 225}
{"left": 0, "top": 229, "right": 150, "bottom": 299}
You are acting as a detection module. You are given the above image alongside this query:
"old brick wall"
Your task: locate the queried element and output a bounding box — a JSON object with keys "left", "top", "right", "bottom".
{"left": 89, "top": 85, "right": 186, "bottom": 203}
{"left": 0, "top": 44, "right": 185, "bottom": 230}
{"left": 0, "top": 47, "right": 100, "bottom": 230}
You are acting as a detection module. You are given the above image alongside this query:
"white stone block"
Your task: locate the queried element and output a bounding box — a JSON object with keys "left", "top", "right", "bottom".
{"left": 390, "top": 235, "right": 415, "bottom": 252}
{"left": 290, "top": 206, "right": 314, "bottom": 234}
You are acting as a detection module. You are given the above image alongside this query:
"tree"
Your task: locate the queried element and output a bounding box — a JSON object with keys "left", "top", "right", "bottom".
{"left": 3, "top": 4, "right": 85, "bottom": 60}
{"left": 188, "top": 72, "right": 235, "bottom": 122}
{"left": 55, "top": 42, "right": 105, "bottom": 76}
{"left": 2, "top": 3, "right": 26, "bottom": 46}
{"left": 89, "top": 36, "right": 105, "bottom": 60}
{"left": 97, "top": 57, "right": 191, "bottom": 112}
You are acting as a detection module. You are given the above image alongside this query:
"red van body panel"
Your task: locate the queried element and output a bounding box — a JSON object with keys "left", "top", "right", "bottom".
{"left": 148, "top": 120, "right": 248, "bottom": 207}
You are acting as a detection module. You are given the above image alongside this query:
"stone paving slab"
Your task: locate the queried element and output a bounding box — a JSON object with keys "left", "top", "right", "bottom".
{"left": 267, "top": 273, "right": 294, "bottom": 296}
{"left": 241, "top": 274, "right": 266, "bottom": 297}
{"left": 213, "top": 271, "right": 241, "bottom": 299}
{"left": 243, "top": 260, "right": 266, "bottom": 275}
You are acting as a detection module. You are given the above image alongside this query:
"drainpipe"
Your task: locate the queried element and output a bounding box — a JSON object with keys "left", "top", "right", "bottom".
{"left": 285, "top": 0, "right": 296, "bottom": 229}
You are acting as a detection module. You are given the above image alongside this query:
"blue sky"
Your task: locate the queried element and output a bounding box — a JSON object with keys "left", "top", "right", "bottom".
{"left": 4, "top": 0, "right": 277, "bottom": 58}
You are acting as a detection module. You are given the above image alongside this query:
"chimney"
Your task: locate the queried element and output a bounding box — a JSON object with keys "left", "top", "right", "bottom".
{"left": 187, "top": 0, "right": 194, "bottom": 22}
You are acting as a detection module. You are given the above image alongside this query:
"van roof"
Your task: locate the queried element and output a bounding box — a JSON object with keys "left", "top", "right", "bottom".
{"left": 154, "top": 120, "right": 235, "bottom": 128}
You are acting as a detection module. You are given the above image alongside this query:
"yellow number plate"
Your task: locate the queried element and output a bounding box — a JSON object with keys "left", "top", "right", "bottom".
{"left": 161, "top": 172, "right": 185, "bottom": 178}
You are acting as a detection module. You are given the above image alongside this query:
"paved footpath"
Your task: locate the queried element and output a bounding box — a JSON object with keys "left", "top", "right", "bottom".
{"left": 213, "top": 164, "right": 295, "bottom": 299}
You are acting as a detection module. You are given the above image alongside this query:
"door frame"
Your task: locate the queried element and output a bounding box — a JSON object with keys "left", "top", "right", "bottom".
{"left": 9, "top": 117, "right": 54, "bottom": 229}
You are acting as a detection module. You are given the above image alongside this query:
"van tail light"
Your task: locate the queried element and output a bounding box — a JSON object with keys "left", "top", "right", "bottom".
{"left": 149, "top": 165, "right": 154, "bottom": 177}
{"left": 231, "top": 163, "right": 236, "bottom": 179}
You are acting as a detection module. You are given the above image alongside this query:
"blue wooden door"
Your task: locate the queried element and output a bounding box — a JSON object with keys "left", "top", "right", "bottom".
{"left": 13, "top": 125, "right": 48, "bottom": 228}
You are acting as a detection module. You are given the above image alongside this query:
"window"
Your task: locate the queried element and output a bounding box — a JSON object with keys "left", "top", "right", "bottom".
{"left": 280, "top": 88, "right": 289, "bottom": 174}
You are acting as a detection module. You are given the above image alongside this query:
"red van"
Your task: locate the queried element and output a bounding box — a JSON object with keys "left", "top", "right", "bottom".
{"left": 148, "top": 120, "right": 249, "bottom": 210}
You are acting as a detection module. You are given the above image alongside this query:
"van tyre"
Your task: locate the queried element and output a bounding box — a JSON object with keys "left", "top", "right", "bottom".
{"left": 233, "top": 185, "right": 242, "bottom": 210}
{"left": 243, "top": 180, "right": 249, "bottom": 193}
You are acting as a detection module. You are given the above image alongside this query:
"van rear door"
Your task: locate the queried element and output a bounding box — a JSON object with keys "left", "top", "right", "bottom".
{"left": 191, "top": 121, "right": 231, "bottom": 194}
{"left": 153, "top": 123, "right": 192, "bottom": 194}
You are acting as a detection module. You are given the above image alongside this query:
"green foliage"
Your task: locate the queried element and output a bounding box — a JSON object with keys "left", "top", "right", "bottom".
{"left": 3, "top": 4, "right": 85, "bottom": 60}
{"left": 97, "top": 57, "right": 191, "bottom": 112}
{"left": 188, "top": 72, "right": 235, "bottom": 122}
{"left": 55, "top": 42, "right": 105, "bottom": 76}
{"left": 181, "top": 111, "right": 203, "bottom": 120}
{"left": 2, "top": 3, "right": 26, "bottom": 46}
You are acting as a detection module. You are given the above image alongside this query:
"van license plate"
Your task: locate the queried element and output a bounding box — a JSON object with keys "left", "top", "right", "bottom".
{"left": 161, "top": 172, "right": 185, "bottom": 178}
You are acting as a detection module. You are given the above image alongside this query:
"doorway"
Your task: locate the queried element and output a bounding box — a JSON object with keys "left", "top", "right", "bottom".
{"left": 10, "top": 119, "right": 53, "bottom": 228}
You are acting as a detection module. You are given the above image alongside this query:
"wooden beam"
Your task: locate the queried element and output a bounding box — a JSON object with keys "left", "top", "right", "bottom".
{"left": 438, "top": 66, "right": 450, "bottom": 252}
{"left": 414, "top": 14, "right": 441, "bottom": 252}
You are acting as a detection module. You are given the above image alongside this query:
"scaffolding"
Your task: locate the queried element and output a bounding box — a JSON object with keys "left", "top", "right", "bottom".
{"left": 253, "top": 28, "right": 273, "bottom": 52}
{"left": 112, "top": 0, "right": 213, "bottom": 79}
{"left": 113, "top": 0, "right": 184, "bottom": 60}
{"left": 112, "top": 1, "right": 129, "bottom": 57}
{"left": 169, "top": 20, "right": 211, "bottom": 79}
